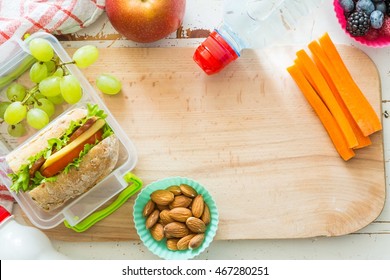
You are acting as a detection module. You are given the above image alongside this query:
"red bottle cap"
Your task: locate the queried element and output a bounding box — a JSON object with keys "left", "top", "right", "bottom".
{"left": 193, "top": 30, "right": 239, "bottom": 75}
{"left": 0, "top": 205, "right": 11, "bottom": 223}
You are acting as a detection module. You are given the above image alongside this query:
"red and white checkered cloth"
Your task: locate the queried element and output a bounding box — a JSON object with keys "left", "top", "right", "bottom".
{"left": 0, "top": 157, "right": 13, "bottom": 213}
{"left": 0, "top": 184, "right": 13, "bottom": 212}
{"left": 0, "top": 1, "right": 106, "bottom": 212}
{"left": 0, "top": 0, "right": 105, "bottom": 45}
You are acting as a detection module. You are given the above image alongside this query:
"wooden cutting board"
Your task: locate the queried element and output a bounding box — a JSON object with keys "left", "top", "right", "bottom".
{"left": 16, "top": 45, "right": 385, "bottom": 242}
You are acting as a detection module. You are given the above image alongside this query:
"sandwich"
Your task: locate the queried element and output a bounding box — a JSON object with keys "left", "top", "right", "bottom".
{"left": 5, "top": 104, "right": 120, "bottom": 212}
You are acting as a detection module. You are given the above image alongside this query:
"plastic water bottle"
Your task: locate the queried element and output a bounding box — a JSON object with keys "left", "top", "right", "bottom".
{"left": 0, "top": 206, "right": 68, "bottom": 260}
{"left": 193, "top": 0, "right": 323, "bottom": 74}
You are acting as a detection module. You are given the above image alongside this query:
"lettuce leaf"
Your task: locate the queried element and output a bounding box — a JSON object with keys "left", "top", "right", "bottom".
{"left": 9, "top": 166, "right": 30, "bottom": 192}
{"left": 88, "top": 103, "right": 107, "bottom": 119}
{"left": 30, "top": 171, "right": 57, "bottom": 186}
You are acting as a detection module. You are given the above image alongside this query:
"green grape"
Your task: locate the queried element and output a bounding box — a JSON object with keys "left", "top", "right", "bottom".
{"left": 45, "top": 60, "right": 56, "bottom": 74}
{"left": 27, "top": 108, "right": 49, "bottom": 130}
{"left": 35, "top": 93, "right": 46, "bottom": 99}
{"left": 52, "top": 67, "right": 64, "bottom": 77}
{"left": 30, "top": 62, "right": 48, "bottom": 83}
{"left": 6, "top": 83, "right": 27, "bottom": 101}
{"left": 4, "top": 101, "right": 27, "bottom": 125}
{"left": 34, "top": 98, "right": 55, "bottom": 117}
{"left": 60, "top": 75, "right": 82, "bottom": 104}
{"left": 72, "top": 45, "right": 99, "bottom": 68}
{"left": 39, "top": 76, "right": 61, "bottom": 97}
{"left": 0, "top": 101, "right": 11, "bottom": 119}
{"left": 96, "top": 74, "right": 122, "bottom": 95}
{"left": 47, "top": 94, "right": 65, "bottom": 105}
{"left": 29, "top": 38, "right": 54, "bottom": 62}
{"left": 8, "top": 123, "right": 26, "bottom": 138}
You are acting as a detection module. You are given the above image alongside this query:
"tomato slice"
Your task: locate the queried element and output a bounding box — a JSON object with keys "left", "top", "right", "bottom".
{"left": 41, "top": 129, "right": 103, "bottom": 178}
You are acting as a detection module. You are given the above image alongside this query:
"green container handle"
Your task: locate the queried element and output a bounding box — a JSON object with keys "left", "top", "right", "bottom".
{"left": 64, "top": 172, "right": 143, "bottom": 232}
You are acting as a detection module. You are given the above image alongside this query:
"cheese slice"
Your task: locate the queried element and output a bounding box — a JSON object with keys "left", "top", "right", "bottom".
{"left": 40, "top": 118, "right": 106, "bottom": 171}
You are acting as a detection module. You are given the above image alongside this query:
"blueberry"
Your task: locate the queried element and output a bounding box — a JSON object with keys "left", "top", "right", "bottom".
{"left": 356, "top": 0, "right": 375, "bottom": 14}
{"left": 376, "top": 2, "right": 387, "bottom": 13}
{"left": 339, "top": 0, "right": 355, "bottom": 13}
{"left": 370, "top": 10, "right": 384, "bottom": 28}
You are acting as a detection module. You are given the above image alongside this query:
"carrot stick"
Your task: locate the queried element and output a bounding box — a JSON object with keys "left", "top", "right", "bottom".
{"left": 287, "top": 64, "right": 355, "bottom": 161}
{"left": 308, "top": 41, "right": 371, "bottom": 149}
{"left": 316, "top": 33, "right": 382, "bottom": 136}
{"left": 294, "top": 58, "right": 316, "bottom": 91}
{"left": 295, "top": 49, "right": 358, "bottom": 148}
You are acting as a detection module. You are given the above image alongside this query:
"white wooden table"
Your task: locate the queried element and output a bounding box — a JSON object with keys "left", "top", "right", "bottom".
{"left": 51, "top": 0, "right": 390, "bottom": 259}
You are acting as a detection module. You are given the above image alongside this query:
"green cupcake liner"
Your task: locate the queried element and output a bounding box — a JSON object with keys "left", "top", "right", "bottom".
{"left": 133, "top": 176, "right": 219, "bottom": 260}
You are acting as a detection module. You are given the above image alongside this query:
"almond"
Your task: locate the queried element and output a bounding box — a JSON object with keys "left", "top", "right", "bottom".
{"left": 156, "top": 203, "right": 170, "bottom": 211}
{"left": 186, "top": 217, "right": 206, "bottom": 233}
{"left": 142, "top": 200, "right": 155, "bottom": 217}
{"left": 169, "top": 195, "right": 192, "bottom": 209}
{"left": 191, "top": 194, "right": 204, "bottom": 218}
{"left": 166, "top": 185, "right": 182, "bottom": 196}
{"left": 159, "top": 209, "right": 174, "bottom": 225}
{"left": 169, "top": 207, "right": 193, "bottom": 222}
{"left": 164, "top": 222, "right": 189, "bottom": 238}
{"left": 145, "top": 209, "right": 160, "bottom": 229}
{"left": 151, "top": 190, "right": 174, "bottom": 206}
{"left": 177, "top": 234, "right": 196, "bottom": 251}
{"left": 166, "top": 238, "right": 179, "bottom": 251}
{"left": 201, "top": 204, "right": 211, "bottom": 225}
{"left": 150, "top": 223, "right": 164, "bottom": 241}
{"left": 189, "top": 233, "right": 205, "bottom": 249}
{"left": 179, "top": 184, "right": 197, "bottom": 198}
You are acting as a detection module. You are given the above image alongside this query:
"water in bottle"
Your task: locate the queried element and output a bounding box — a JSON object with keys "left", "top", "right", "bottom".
{"left": 193, "top": 0, "right": 323, "bottom": 74}
{"left": 0, "top": 205, "right": 68, "bottom": 260}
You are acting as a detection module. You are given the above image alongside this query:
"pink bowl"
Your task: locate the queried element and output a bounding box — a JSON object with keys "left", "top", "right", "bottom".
{"left": 333, "top": 0, "right": 390, "bottom": 47}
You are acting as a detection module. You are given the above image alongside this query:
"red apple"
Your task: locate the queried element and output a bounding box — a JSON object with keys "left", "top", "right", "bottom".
{"left": 105, "top": 0, "right": 186, "bottom": 43}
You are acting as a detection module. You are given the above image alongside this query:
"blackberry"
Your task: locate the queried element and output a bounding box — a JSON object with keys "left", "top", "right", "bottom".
{"left": 346, "top": 10, "right": 371, "bottom": 36}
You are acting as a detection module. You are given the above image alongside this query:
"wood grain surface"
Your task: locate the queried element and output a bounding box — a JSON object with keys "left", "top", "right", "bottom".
{"left": 17, "top": 45, "right": 385, "bottom": 241}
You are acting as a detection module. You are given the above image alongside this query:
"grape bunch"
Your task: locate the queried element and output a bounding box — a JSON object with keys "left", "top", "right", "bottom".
{"left": 0, "top": 37, "right": 99, "bottom": 137}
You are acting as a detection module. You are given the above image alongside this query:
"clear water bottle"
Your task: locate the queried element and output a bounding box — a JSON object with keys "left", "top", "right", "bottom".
{"left": 0, "top": 206, "right": 68, "bottom": 260}
{"left": 193, "top": 0, "right": 323, "bottom": 75}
